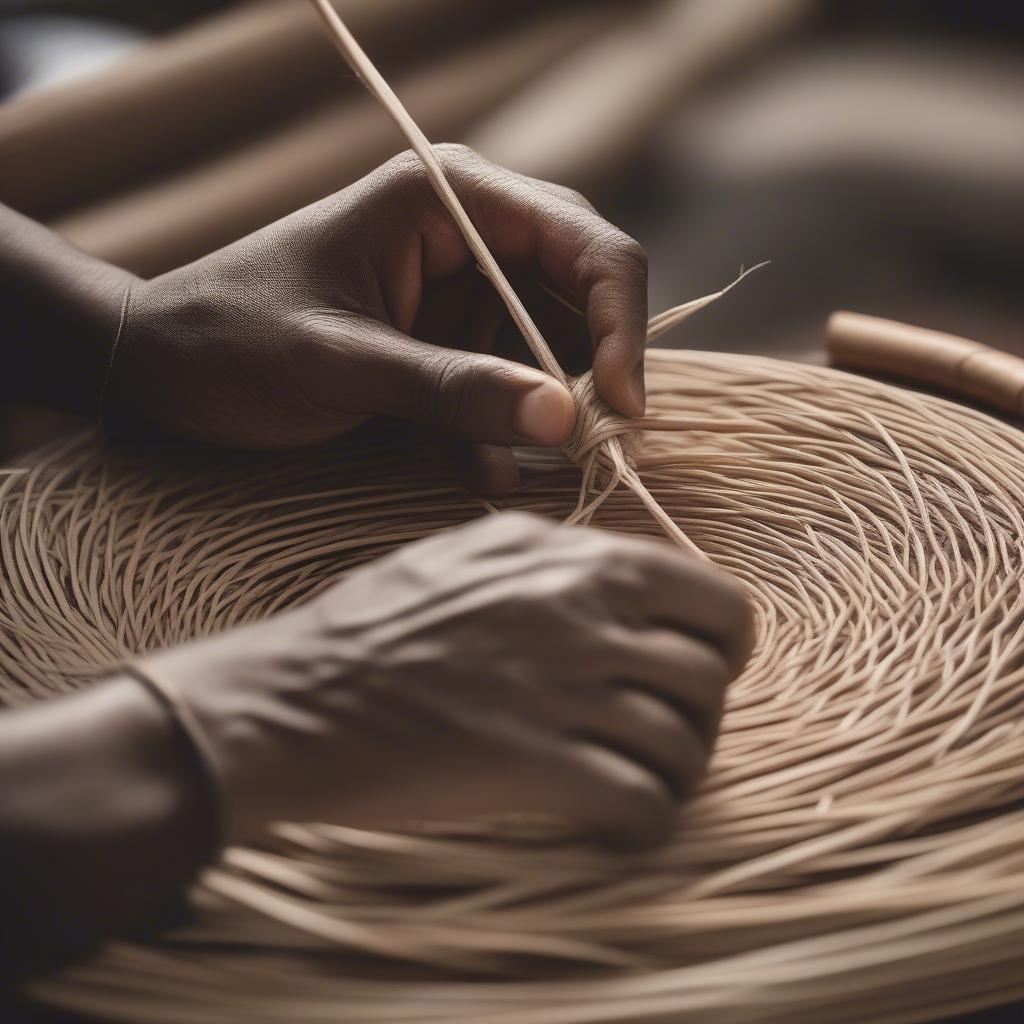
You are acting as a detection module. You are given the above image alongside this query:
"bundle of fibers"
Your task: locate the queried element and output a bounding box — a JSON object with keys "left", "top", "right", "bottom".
{"left": 4, "top": 346, "right": 1024, "bottom": 1023}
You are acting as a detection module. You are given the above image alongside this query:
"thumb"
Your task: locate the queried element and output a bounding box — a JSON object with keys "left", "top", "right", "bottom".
{"left": 411, "top": 347, "right": 575, "bottom": 446}
{"left": 331, "top": 314, "right": 576, "bottom": 446}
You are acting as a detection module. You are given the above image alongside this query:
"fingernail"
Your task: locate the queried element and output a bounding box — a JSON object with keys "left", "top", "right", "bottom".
{"left": 513, "top": 380, "right": 575, "bottom": 445}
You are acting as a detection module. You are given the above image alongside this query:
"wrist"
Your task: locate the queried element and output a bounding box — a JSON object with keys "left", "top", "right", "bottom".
{"left": 65, "top": 261, "right": 136, "bottom": 419}
{"left": 133, "top": 628, "right": 284, "bottom": 845}
{"left": 100, "top": 674, "right": 221, "bottom": 856}
{"left": 100, "top": 268, "right": 229, "bottom": 440}
{"left": 1, "top": 204, "right": 137, "bottom": 415}
{"left": 134, "top": 611, "right": 364, "bottom": 844}
{"left": 0, "top": 676, "right": 219, "bottom": 979}
{"left": 53, "top": 674, "right": 220, "bottom": 863}
{"left": 99, "top": 272, "right": 187, "bottom": 435}
{"left": 123, "top": 664, "right": 227, "bottom": 852}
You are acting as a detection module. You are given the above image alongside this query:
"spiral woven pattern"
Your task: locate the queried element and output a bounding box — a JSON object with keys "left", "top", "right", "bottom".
{"left": 5, "top": 349, "right": 1024, "bottom": 1023}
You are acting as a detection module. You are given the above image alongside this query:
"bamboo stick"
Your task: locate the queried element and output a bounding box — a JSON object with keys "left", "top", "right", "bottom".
{"left": 827, "top": 311, "right": 1024, "bottom": 417}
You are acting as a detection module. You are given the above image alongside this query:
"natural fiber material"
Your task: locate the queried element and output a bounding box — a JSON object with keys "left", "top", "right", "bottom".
{"left": 308, "top": 0, "right": 758, "bottom": 559}
{"left": 4, "top": 347, "right": 1024, "bottom": 1023}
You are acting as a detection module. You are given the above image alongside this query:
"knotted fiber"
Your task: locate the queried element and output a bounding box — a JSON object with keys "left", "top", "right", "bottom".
{"left": 3, "top": 347, "right": 1024, "bottom": 1023}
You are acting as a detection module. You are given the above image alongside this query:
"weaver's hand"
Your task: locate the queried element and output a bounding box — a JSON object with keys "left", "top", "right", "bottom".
{"left": 137, "top": 513, "right": 753, "bottom": 848}
{"left": 107, "top": 145, "right": 649, "bottom": 493}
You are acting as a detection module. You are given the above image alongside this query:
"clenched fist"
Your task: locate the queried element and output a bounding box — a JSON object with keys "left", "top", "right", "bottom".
{"left": 138, "top": 512, "right": 753, "bottom": 848}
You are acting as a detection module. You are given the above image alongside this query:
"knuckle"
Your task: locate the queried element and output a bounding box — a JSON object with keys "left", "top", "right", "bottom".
{"left": 594, "top": 540, "right": 647, "bottom": 590}
{"left": 609, "top": 773, "right": 675, "bottom": 850}
{"left": 729, "top": 579, "right": 755, "bottom": 633}
{"left": 563, "top": 186, "right": 591, "bottom": 207}
{"left": 682, "top": 655, "right": 730, "bottom": 739}
{"left": 376, "top": 150, "right": 433, "bottom": 205}
{"left": 451, "top": 511, "right": 555, "bottom": 565}
{"left": 686, "top": 636, "right": 732, "bottom": 689}
{"left": 713, "top": 575, "right": 756, "bottom": 672}
{"left": 581, "top": 227, "right": 648, "bottom": 280}
{"left": 657, "top": 744, "right": 706, "bottom": 802}
{"left": 552, "top": 183, "right": 595, "bottom": 211}
{"left": 615, "top": 233, "right": 649, "bottom": 274}
{"left": 671, "top": 747, "right": 711, "bottom": 800}
{"left": 434, "top": 141, "right": 475, "bottom": 159}
{"left": 598, "top": 557, "right": 643, "bottom": 602}
{"left": 618, "top": 536, "right": 684, "bottom": 585}
{"left": 432, "top": 142, "right": 481, "bottom": 174}
{"left": 381, "top": 148, "right": 423, "bottom": 183}
{"left": 575, "top": 743, "right": 675, "bottom": 848}
{"left": 423, "top": 351, "right": 477, "bottom": 432}
{"left": 486, "top": 510, "right": 551, "bottom": 539}
{"left": 596, "top": 529, "right": 642, "bottom": 555}
{"left": 651, "top": 548, "right": 717, "bottom": 598}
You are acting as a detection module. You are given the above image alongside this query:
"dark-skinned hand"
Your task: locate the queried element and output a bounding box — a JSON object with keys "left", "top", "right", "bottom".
{"left": 108, "top": 145, "right": 649, "bottom": 494}
{"left": 137, "top": 512, "right": 754, "bottom": 848}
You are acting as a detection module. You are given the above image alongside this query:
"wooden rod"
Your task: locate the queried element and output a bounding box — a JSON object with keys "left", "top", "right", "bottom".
{"left": 827, "top": 311, "right": 1024, "bottom": 417}
{"left": 307, "top": 0, "right": 567, "bottom": 386}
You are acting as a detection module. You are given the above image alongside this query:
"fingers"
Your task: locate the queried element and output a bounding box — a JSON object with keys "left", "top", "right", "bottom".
{"left": 597, "top": 533, "right": 756, "bottom": 676}
{"left": 547, "top": 536, "right": 753, "bottom": 849}
{"left": 566, "top": 744, "right": 676, "bottom": 850}
{"left": 534, "top": 626, "right": 731, "bottom": 847}
{"left": 302, "top": 311, "right": 575, "bottom": 446}
{"left": 483, "top": 171, "right": 649, "bottom": 416}
{"left": 579, "top": 237, "right": 648, "bottom": 417}
{"left": 387, "top": 145, "right": 649, "bottom": 417}
{"left": 645, "top": 559, "right": 755, "bottom": 678}
{"left": 439, "top": 439, "right": 521, "bottom": 498}
{"left": 569, "top": 686, "right": 709, "bottom": 800}
{"left": 547, "top": 673, "right": 716, "bottom": 850}
{"left": 613, "top": 630, "right": 731, "bottom": 749}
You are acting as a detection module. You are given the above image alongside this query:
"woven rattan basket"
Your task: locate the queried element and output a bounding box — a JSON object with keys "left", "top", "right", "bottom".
{"left": 4, "top": 339, "right": 1024, "bottom": 1024}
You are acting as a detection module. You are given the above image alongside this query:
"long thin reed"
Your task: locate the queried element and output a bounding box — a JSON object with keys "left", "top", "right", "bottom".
{"left": 307, "top": 0, "right": 723, "bottom": 557}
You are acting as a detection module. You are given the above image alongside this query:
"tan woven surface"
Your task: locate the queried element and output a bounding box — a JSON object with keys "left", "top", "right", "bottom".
{"left": 2, "top": 348, "right": 1022, "bottom": 1022}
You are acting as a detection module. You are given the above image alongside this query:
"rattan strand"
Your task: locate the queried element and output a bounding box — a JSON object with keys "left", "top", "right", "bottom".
{"left": 2, "top": 347, "right": 1022, "bottom": 1023}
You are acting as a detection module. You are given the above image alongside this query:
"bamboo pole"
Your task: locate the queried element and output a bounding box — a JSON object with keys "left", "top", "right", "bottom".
{"left": 827, "top": 311, "right": 1024, "bottom": 417}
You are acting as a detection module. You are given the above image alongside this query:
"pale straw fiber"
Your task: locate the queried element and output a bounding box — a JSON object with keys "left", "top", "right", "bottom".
{"left": 2, "top": 341, "right": 1024, "bottom": 1023}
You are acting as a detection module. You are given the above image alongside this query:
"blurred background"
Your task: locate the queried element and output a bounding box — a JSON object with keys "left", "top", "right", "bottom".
{"left": 0, "top": 0, "right": 1022, "bottom": 372}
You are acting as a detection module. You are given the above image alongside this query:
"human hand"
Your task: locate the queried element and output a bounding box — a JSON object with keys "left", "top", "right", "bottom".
{"left": 135, "top": 512, "right": 753, "bottom": 849}
{"left": 107, "top": 146, "right": 649, "bottom": 494}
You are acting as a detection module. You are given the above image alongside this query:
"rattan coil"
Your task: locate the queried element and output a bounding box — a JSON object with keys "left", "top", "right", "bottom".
{"left": 3, "top": 348, "right": 1023, "bottom": 1023}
